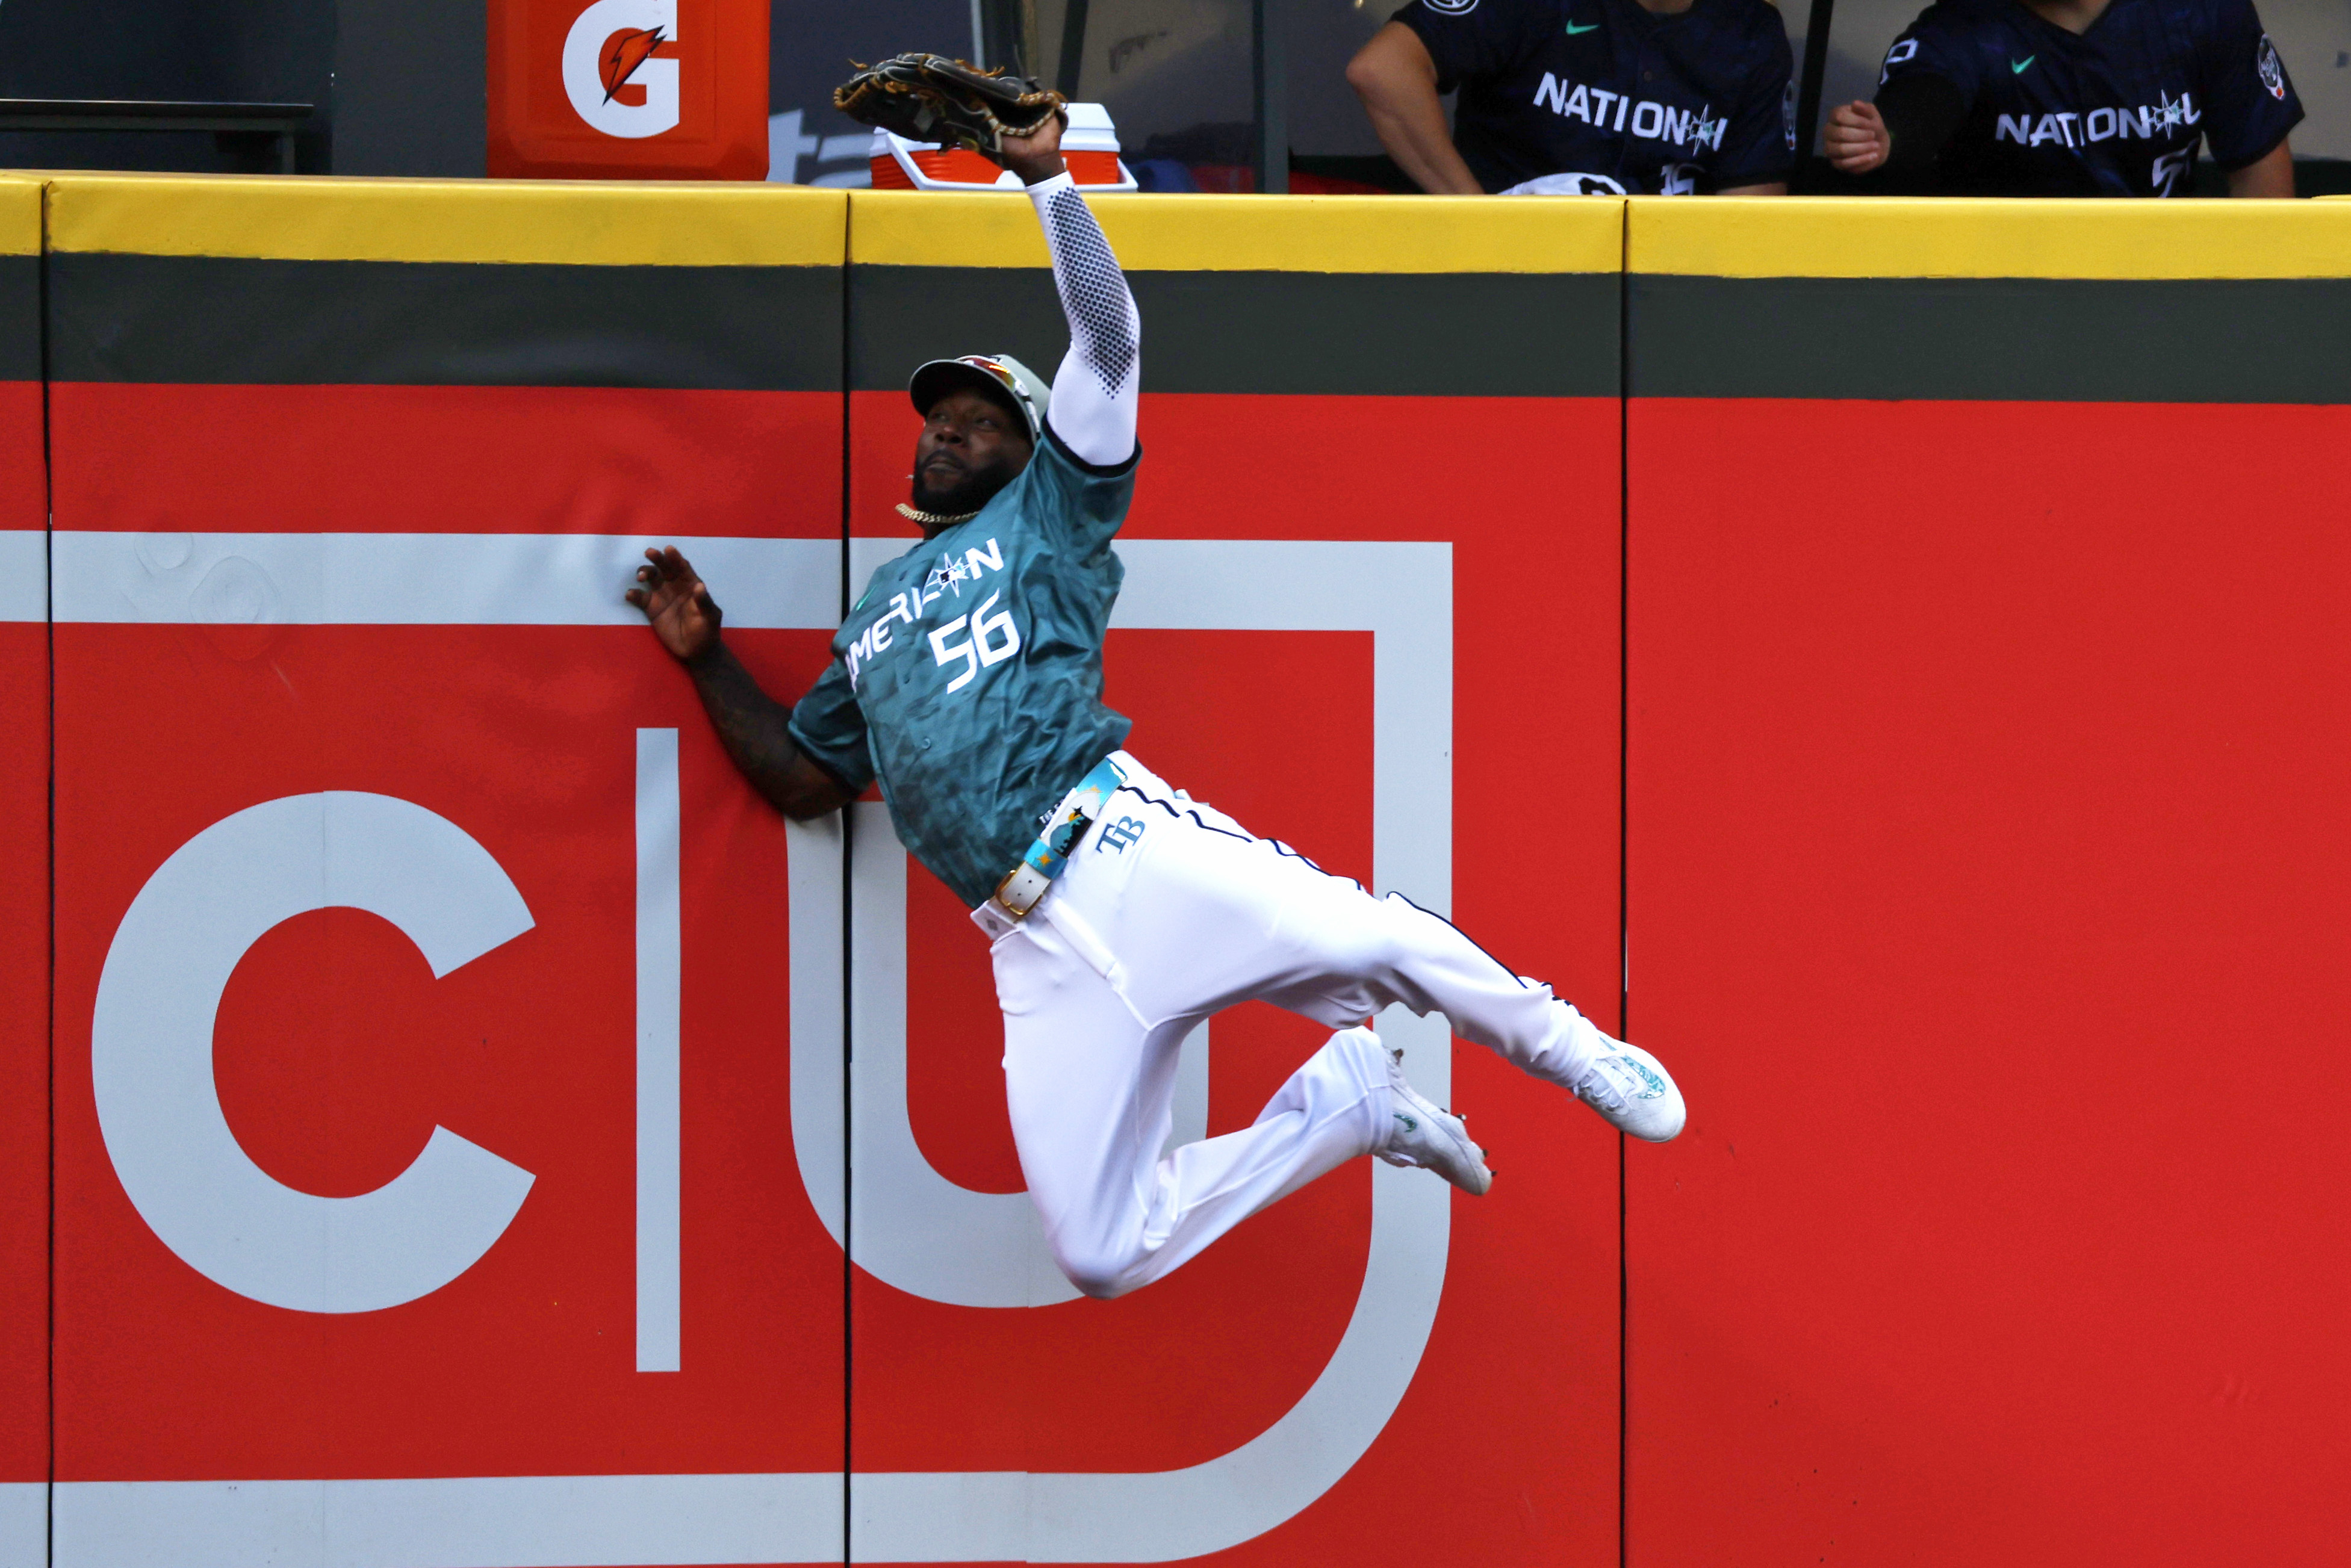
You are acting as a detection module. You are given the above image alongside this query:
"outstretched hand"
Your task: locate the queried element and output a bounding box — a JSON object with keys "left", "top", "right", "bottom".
{"left": 627, "top": 545, "right": 723, "bottom": 664}
{"left": 999, "top": 109, "right": 1068, "bottom": 185}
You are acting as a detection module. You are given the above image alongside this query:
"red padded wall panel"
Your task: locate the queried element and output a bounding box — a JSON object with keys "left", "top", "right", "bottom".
{"left": 1627, "top": 397, "right": 2351, "bottom": 1564}
{"left": 51, "top": 373, "right": 849, "bottom": 1561}
{"left": 0, "top": 373, "right": 49, "bottom": 1554}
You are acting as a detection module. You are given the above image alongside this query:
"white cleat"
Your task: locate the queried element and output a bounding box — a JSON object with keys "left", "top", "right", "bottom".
{"left": 1568, "top": 1039, "right": 1686, "bottom": 1143}
{"left": 1375, "top": 1046, "right": 1493, "bottom": 1196}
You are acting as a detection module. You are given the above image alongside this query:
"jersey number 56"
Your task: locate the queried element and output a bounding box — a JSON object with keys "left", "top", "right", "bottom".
{"left": 930, "top": 590, "right": 1022, "bottom": 693}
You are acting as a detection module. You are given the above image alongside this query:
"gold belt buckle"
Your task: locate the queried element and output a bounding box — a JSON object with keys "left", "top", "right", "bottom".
{"left": 992, "top": 861, "right": 1053, "bottom": 920}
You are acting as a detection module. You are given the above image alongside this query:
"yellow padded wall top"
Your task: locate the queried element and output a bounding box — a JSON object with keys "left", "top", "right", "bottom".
{"left": 1630, "top": 196, "right": 2351, "bottom": 280}
{"left": 0, "top": 179, "right": 40, "bottom": 258}
{"left": 851, "top": 190, "right": 1624, "bottom": 272}
{"left": 44, "top": 174, "right": 848, "bottom": 267}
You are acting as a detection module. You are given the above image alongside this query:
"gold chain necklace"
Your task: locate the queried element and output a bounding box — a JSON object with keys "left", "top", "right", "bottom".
{"left": 896, "top": 503, "right": 981, "bottom": 528}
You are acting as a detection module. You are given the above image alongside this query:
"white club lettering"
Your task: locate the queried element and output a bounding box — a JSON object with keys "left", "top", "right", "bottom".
{"left": 90, "top": 792, "right": 537, "bottom": 1314}
{"left": 1632, "top": 101, "right": 1665, "bottom": 139}
{"left": 1536, "top": 71, "right": 1570, "bottom": 114}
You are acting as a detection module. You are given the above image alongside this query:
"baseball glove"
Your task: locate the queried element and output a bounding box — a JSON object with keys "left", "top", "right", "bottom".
{"left": 833, "top": 53, "right": 1065, "bottom": 158}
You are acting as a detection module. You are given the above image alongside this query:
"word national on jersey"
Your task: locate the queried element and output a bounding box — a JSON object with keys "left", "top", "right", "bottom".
{"left": 1533, "top": 70, "right": 1730, "bottom": 152}
{"left": 1995, "top": 93, "right": 2199, "bottom": 147}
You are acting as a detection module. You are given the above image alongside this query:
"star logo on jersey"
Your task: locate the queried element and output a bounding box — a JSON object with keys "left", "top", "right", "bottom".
{"left": 2010, "top": 54, "right": 2035, "bottom": 74}
{"left": 924, "top": 555, "right": 975, "bottom": 600}
{"left": 1564, "top": 20, "right": 1599, "bottom": 33}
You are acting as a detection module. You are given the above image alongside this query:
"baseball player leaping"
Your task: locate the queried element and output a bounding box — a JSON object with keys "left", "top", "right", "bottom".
{"left": 629, "top": 113, "right": 1684, "bottom": 1301}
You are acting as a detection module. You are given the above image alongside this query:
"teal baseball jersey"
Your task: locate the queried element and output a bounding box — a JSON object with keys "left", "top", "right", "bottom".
{"left": 788, "top": 432, "right": 1141, "bottom": 908}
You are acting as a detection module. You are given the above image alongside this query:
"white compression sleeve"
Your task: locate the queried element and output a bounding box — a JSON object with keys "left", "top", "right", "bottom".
{"left": 1026, "top": 172, "right": 1140, "bottom": 468}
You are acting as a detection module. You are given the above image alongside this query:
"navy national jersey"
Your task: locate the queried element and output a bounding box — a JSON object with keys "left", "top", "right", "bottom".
{"left": 1396, "top": 0, "right": 1794, "bottom": 194}
{"left": 787, "top": 433, "right": 1138, "bottom": 911}
{"left": 1877, "top": 0, "right": 2301, "bottom": 194}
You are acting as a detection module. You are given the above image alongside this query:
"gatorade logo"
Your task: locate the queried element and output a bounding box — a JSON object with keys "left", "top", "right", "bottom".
{"left": 600, "top": 26, "right": 667, "bottom": 102}
{"left": 486, "top": 0, "right": 765, "bottom": 178}
{"left": 562, "top": 0, "right": 680, "bottom": 137}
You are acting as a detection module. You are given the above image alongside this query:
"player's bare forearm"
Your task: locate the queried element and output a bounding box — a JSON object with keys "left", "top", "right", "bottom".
{"left": 2227, "top": 139, "right": 2294, "bottom": 197}
{"left": 684, "top": 641, "right": 854, "bottom": 820}
{"left": 627, "top": 544, "right": 853, "bottom": 820}
{"left": 1347, "top": 23, "right": 1485, "bottom": 194}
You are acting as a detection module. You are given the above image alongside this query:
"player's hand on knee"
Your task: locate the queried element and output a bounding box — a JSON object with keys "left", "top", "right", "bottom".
{"left": 626, "top": 545, "right": 724, "bottom": 665}
{"left": 1824, "top": 101, "right": 1891, "bottom": 175}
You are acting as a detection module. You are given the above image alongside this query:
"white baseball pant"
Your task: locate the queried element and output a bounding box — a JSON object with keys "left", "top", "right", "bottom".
{"left": 972, "top": 752, "right": 1614, "bottom": 1300}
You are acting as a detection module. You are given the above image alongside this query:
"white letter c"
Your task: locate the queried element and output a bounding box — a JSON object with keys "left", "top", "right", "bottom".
{"left": 92, "top": 792, "right": 538, "bottom": 1314}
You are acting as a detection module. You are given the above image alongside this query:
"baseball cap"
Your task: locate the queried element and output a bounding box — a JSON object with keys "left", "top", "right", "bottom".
{"left": 908, "top": 353, "right": 1049, "bottom": 444}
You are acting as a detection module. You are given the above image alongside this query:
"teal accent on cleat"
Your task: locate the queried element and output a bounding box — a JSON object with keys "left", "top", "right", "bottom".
{"left": 1374, "top": 1046, "right": 1493, "bottom": 1196}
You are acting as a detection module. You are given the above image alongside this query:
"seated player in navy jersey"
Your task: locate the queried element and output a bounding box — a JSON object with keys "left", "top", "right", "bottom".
{"left": 1824, "top": 0, "right": 2299, "bottom": 194}
{"left": 1346, "top": 0, "right": 1794, "bottom": 194}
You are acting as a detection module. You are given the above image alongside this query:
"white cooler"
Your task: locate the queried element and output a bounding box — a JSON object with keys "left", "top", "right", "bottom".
{"left": 869, "top": 101, "right": 1137, "bottom": 192}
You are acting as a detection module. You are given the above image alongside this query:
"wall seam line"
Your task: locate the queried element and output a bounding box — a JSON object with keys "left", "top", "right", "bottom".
{"left": 1615, "top": 199, "right": 1632, "bottom": 1568}
{"left": 838, "top": 195, "right": 856, "bottom": 1568}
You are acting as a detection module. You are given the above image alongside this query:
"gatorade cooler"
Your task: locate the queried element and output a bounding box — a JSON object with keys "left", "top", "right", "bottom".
{"left": 869, "top": 102, "right": 1137, "bottom": 192}
{"left": 489, "top": 0, "right": 768, "bottom": 179}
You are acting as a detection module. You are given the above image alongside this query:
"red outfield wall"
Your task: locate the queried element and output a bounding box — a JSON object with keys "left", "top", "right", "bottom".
{"left": 42, "top": 177, "right": 849, "bottom": 1563}
{"left": 10, "top": 180, "right": 1633, "bottom": 1568}
{"left": 13, "top": 179, "right": 2351, "bottom": 1568}
{"left": 1623, "top": 200, "right": 2351, "bottom": 1564}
